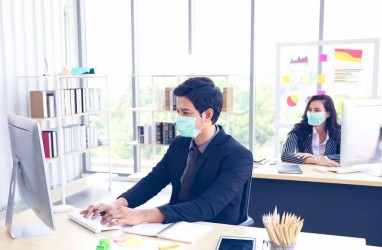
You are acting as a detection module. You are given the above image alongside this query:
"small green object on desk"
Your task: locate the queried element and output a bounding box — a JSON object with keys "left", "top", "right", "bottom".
{"left": 98, "top": 238, "right": 111, "bottom": 250}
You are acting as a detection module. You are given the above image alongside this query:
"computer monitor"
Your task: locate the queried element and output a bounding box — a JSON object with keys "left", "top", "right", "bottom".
{"left": 340, "top": 100, "right": 382, "bottom": 175}
{"left": 6, "top": 114, "right": 56, "bottom": 238}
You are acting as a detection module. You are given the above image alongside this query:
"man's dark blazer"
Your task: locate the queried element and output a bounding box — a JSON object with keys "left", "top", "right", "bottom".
{"left": 118, "top": 125, "right": 253, "bottom": 225}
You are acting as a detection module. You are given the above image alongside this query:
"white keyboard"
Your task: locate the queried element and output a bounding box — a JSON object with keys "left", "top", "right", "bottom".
{"left": 68, "top": 212, "right": 121, "bottom": 233}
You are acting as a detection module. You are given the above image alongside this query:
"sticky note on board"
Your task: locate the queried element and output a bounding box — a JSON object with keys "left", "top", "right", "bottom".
{"left": 282, "top": 75, "right": 291, "bottom": 83}
{"left": 301, "top": 75, "right": 310, "bottom": 83}
{"left": 317, "top": 74, "right": 326, "bottom": 83}
{"left": 317, "top": 90, "right": 326, "bottom": 95}
{"left": 319, "top": 54, "right": 327, "bottom": 62}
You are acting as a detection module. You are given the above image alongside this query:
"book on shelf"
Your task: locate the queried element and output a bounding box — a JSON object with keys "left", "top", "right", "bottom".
{"left": 164, "top": 87, "right": 177, "bottom": 111}
{"left": 30, "top": 90, "right": 48, "bottom": 118}
{"left": 41, "top": 129, "right": 58, "bottom": 158}
{"left": 70, "top": 89, "right": 76, "bottom": 115}
{"left": 144, "top": 123, "right": 153, "bottom": 144}
{"left": 41, "top": 131, "right": 52, "bottom": 158}
{"left": 61, "top": 124, "right": 98, "bottom": 153}
{"left": 222, "top": 87, "right": 233, "bottom": 112}
{"left": 162, "top": 122, "right": 170, "bottom": 145}
{"left": 137, "top": 125, "right": 145, "bottom": 144}
{"left": 63, "top": 89, "right": 71, "bottom": 115}
{"left": 123, "top": 221, "right": 211, "bottom": 244}
{"left": 74, "top": 88, "right": 83, "bottom": 114}
{"left": 138, "top": 121, "right": 176, "bottom": 145}
{"left": 46, "top": 90, "right": 56, "bottom": 117}
{"left": 87, "top": 126, "right": 99, "bottom": 147}
{"left": 156, "top": 122, "right": 163, "bottom": 144}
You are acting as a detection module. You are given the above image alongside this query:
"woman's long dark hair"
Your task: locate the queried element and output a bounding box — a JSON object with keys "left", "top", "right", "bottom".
{"left": 291, "top": 95, "right": 341, "bottom": 148}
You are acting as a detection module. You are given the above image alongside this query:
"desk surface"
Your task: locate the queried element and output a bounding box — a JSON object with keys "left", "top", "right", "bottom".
{"left": 252, "top": 164, "right": 382, "bottom": 187}
{"left": 1, "top": 209, "right": 367, "bottom": 250}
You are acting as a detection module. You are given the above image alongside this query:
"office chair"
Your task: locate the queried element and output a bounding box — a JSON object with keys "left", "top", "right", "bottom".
{"left": 238, "top": 178, "right": 254, "bottom": 226}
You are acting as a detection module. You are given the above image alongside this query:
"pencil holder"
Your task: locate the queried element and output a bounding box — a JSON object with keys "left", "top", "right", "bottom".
{"left": 262, "top": 207, "right": 303, "bottom": 249}
{"left": 262, "top": 240, "right": 295, "bottom": 250}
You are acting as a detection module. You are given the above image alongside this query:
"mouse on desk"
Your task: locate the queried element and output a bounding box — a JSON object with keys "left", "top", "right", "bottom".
{"left": 313, "top": 166, "right": 329, "bottom": 172}
{"left": 268, "top": 158, "right": 280, "bottom": 165}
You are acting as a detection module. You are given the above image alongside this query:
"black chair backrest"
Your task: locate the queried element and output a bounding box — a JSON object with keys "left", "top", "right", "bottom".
{"left": 239, "top": 177, "right": 252, "bottom": 223}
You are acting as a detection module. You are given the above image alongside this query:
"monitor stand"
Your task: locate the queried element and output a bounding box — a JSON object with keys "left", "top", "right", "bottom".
{"left": 5, "top": 159, "right": 53, "bottom": 238}
{"left": 53, "top": 204, "right": 74, "bottom": 213}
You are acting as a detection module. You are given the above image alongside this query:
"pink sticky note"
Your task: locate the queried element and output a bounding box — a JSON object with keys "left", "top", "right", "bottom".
{"left": 319, "top": 54, "right": 327, "bottom": 62}
{"left": 317, "top": 90, "right": 325, "bottom": 95}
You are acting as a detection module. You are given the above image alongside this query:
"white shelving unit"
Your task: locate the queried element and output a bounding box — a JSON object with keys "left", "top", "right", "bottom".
{"left": 18, "top": 74, "right": 112, "bottom": 211}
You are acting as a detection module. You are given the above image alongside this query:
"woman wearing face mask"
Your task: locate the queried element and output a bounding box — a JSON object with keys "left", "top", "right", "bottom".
{"left": 281, "top": 94, "right": 341, "bottom": 167}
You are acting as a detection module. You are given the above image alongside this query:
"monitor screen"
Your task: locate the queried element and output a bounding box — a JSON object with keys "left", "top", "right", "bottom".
{"left": 340, "top": 100, "right": 382, "bottom": 167}
{"left": 6, "top": 114, "right": 56, "bottom": 238}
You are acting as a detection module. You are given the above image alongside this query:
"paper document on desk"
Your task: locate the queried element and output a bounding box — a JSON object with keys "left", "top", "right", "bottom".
{"left": 123, "top": 221, "right": 211, "bottom": 243}
{"left": 326, "top": 164, "right": 376, "bottom": 174}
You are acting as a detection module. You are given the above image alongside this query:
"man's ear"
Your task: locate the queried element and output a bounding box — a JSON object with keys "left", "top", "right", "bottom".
{"left": 204, "top": 108, "right": 214, "bottom": 121}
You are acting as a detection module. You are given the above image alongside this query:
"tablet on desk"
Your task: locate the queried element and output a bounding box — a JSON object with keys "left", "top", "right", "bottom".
{"left": 216, "top": 236, "right": 256, "bottom": 250}
{"left": 276, "top": 164, "right": 303, "bottom": 174}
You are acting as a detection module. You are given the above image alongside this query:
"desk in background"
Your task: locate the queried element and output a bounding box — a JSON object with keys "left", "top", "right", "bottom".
{"left": 250, "top": 164, "right": 382, "bottom": 247}
{"left": 0, "top": 209, "right": 366, "bottom": 250}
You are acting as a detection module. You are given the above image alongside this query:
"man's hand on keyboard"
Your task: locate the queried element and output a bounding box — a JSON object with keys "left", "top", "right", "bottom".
{"left": 80, "top": 197, "right": 129, "bottom": 220}
{"left": 80, "top": 197, "right": 165, "bottom": 226}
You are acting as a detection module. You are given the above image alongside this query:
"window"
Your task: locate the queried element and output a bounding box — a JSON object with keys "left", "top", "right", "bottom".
{"left": 254, "top": 0, "right": 320, "bottom": 157}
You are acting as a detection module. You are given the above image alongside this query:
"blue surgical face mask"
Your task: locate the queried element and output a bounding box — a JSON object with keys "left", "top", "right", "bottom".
{"left": 176, "top": 113, "right": 204, "bottom": 138}
{"left": 307, "top": 111, "right": 326, "bottom": 126}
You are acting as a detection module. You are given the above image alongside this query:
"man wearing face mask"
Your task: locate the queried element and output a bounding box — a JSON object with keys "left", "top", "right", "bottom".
{"left": 281, "top": 94, "right": 341, "bottom": 167}
{"left": 81, "top": 77, "right": 253, "bottom": 226}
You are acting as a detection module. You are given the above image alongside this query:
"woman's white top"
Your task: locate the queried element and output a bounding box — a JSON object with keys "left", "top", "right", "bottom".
{"left": 312, "top": 127, "right": 329, "bottom": 156}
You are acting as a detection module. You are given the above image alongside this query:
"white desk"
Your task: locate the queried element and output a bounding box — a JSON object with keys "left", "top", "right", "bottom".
{"left": 252, "top": 164, "right": 382, "bottom": 187}
{"left": 250, "top": 164, "right": 382, "bottom": 247}
{"left": 0, "top": 209, "right": 366, "bottom": 250}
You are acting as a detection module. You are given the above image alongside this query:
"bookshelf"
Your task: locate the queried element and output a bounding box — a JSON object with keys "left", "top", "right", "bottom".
{"left": 18, "top": 74, "right": 112, "bottom": 211}
{"left": 129, "top": 74, "right": 240, "bottom": 173}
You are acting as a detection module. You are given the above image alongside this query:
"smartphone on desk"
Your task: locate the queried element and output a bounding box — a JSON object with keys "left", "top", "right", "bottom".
{"left": 216, "top": 236, "right": 256, "bottom": 250}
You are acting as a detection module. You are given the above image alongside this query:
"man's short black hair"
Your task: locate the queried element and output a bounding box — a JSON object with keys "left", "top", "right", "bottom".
{"left": 173, "top": 77, "right": 223, "bottom": 124}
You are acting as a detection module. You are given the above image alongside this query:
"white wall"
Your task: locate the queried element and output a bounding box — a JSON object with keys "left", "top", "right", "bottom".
{"left": 0, "top": 0, "right": 79, "bottom": 211}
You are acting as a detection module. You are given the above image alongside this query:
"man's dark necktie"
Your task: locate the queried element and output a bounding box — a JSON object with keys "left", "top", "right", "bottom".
{"left": 178, "top": 147, "right": 201, "bottom": 201}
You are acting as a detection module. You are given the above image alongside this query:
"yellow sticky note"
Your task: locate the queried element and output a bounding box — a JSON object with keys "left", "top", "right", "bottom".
{"left": 158, "top": 243, "right": 180, "bottom": 250}
{"left": 282, "top": 75, "right": 291, "bottom": 83}
{"left": 317, "top": 74, "right": 326, "bottom": 83}
{"left": 301, "top": 75, "right": 310, "bottom": 83}
{"left": 119, "top": 236, "right": 144, "bottom": 247}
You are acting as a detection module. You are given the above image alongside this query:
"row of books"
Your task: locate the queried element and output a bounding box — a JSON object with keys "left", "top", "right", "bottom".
{"left": 30, "top": 88, "right": 103, "bottom": 118}
{"left": 137, "top": 121, "right": 177, "bottom": 145}
{"left": 163, "top": 87, "right": 177, "bottom": 111}
{"left": 41, "top": 124, "right": 99, "bottom": 158}
{"left": 155, "top": 87, "right": 233, "bottom": 112}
